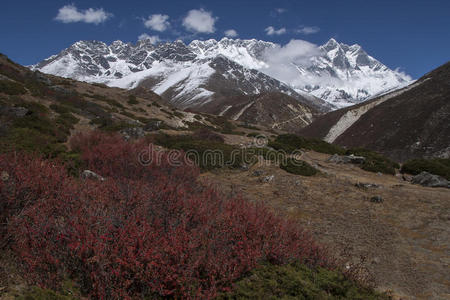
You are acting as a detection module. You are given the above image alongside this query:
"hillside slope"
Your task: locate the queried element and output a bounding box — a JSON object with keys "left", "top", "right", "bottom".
{"left": 299, "top": 62, "right": 450, "bottom": 162}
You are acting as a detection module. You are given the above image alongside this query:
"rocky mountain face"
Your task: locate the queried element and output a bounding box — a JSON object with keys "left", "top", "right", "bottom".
{"left": 32, "top": 38, "right": 411, "bottom": 113}
{"left": 298, "top": 62, "right": 450, "bottom": 162}
{"left": 199, "top": 92, "right": 317, "bottom": 132}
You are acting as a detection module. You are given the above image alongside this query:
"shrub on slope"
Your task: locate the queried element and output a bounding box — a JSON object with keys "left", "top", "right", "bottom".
{"left": 401, "top": 158, "right": 450, "bottom": 180}
{"left": 2, "top": 132, "right": 331, "bottom": 299}
{"left": 269, "top": 134, "right": 345, "bottom": 155}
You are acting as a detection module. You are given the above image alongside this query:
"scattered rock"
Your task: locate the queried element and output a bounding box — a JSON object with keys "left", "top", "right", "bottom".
{"left": 81, "top": 170, "right": 105, "bottom": 181}
{"left": 402, "top": 174, "right": 413, "bottom": 182}
{"left": 392, "top": 184, "right": 404, "bottom": 188}
{"left": 50, "top": 85, "right": 71, "bottom": 94}
{"left": 0, "top": 106, "right": 29, "bottom": 117}
{"left": 1, "top": 171, "right": 9, "bottom": 182}
{"left": 251, "top": 170, "right": 264, "bottom": 177}
{"left": 261, "top": 175, "right": 274, "bottom": 183}
{"left": 372, "top": 257, "right": 381, "bottom": 264}
{"left": 355, "top": 182, "right": 381, "bottom": 189}
{"left": 240, "top": 163, "right": 249, "bottom": 171}
{"left": 33, "top": 70, "right": 52, "bottom": 85}
{"left": 370, "top": 196, "right": 383, "bottom": 203}
{"left": 120, "top": 127, "right": 145, "bottom": 140}
{"left": 411, "top": 172, "right": 450, "bottom": 188}
{"left": 143, "top": 120, "right": 163, "bottom": 132}
{"left": 327, "top": 154, "right": 365, "bottom": 164}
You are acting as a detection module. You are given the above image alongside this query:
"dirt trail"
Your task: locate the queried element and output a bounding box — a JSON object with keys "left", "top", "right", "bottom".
{"left": 203, "top": 151, "right": 450, "bottom": 300}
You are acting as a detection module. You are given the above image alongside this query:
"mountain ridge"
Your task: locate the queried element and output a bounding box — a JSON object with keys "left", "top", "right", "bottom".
{"left": 298, "top": 61, "right": 450, "bottom": 161}
{"left": 31, "top": 37, "right": 411, "bottom": 111}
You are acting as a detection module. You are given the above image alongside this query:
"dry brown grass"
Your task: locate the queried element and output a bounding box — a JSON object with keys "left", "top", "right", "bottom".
{"left": 203, "top": 151, "right": 450, "bottom": 299}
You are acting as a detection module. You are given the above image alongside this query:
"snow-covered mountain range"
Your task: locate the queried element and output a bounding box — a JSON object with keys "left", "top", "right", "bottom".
{"left": 31, "top": 37, "right": 412, "bottom": 110}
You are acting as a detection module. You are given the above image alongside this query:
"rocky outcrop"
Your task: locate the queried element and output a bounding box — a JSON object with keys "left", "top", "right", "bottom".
{"left": 81, "top": 170, "right": 105, "bottom": 181}
{"left": 327, "top": 154, "right": 365, "bottom": 164}
{"left": 411, "top": 172, "right": 450, "bottom": 188}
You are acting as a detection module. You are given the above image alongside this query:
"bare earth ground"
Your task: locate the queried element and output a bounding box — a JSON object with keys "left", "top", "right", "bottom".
{"left": 203, "top": 151, "right": 450, "bottom": 300}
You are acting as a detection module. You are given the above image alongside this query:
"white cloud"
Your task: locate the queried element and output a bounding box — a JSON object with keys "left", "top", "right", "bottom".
{"left": 138, "top": 34, "right": 161, "bottom": 44}
{"left": 144, "top": 14, "right": 170, "bottom": 32}
{"left": 55, "top": 4, "right": 112, "bottom": 25}
{"left": 275, "top": 8, "right": 286, "bottom": 14}
{"left": 182, "top": 9, "right": 217, "bottom": 33}
{"left": 262, "top": 39, "right": 321, "bottom": 86}
{"left": 264, "top": 26, "right": 286, "bottom": 36}
{"left": 224, "top": 29, "right": 238, "bottom": 37}
{"left": 296, "top": 26, "right": 320, "bottom": 35}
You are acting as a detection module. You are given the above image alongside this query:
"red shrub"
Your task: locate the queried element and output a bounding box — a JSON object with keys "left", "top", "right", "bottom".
{"left": 3, "top": 131, "right": 332, "bottom": 299}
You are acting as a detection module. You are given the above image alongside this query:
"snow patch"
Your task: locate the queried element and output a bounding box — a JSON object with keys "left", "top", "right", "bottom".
{"left": 324, "top": 78, "right": 430, "bottom": 143}
{"left": 232, "top": 102, "right": 254, "bottom": 120}
{"left": 219, "top": 105, "right": 232, "bottom": 116}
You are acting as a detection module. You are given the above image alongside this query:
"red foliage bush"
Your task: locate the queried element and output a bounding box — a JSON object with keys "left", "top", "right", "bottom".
{"left": 3, "top": 131, "right": 332, "bottom": 299}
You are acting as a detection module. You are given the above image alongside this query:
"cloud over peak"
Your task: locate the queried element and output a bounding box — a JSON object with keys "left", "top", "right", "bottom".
{"left": 296, "top": 26, "right": 320, "bottom": 35}
{"left": 224, "top": 29, "right": 238, "bottom": 37}
{"left": 55, "top": 4, "right": 112, "bottom": 25}
{"left": 182, "top": 9, "right": 217, "bottom": 33}
{"left": 144, "top": 14, "right": 170, "bottom": 32}
{"left": 138, "top": 34, "right": 161, "bottom": 44}
{"left": 264, "top": 26, "right": 286, "bottom": 36}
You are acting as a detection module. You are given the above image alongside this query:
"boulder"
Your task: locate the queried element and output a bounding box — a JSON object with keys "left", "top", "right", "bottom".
{"left": 0, "top": 106, "right": 29, "bottom": 117}
{"left": 370, "top": 196, "right": 383, "bottom": 203}
{"left": 251, "top": 170, "right": 264, "bottom": 177}
{"left": 33, "top": 70, "right": 52, "bottom": 85}
{"left": 143, "top": 120, "right": 163, "bottom": 132}
{"left": 240, "top": 163, "right": 249, "bottom": 171}
{"left": 411, "top": 172, "right": 450, "bottom": 188}
{"left": 402, "top": 174, "right": 413, "bottom": 182}
{"left": 327, "top": 154, "right": 365, "bottom": 164}
{"left": 261, "top": 175, "right": 274, "bottom": 183}
{"left": 81, "top": 170, "right": 105, "bottom": 181}
{"left": 355, "top": 182, "right": 381, "bottom": 189}
{"left": 120, "top": 127, "right": 145, "bottom": 140}
{"left": 1, "top": 171, "right": 9, "bottom": 182}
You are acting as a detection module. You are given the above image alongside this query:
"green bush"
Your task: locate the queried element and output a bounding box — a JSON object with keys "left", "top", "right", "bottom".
{"left": 92, "top": 82, "right": 107, "bottom": 88}
{"left": 127, "top": 95, "right": 139, "bottom": 105}
{"left": 15, "top": 287, "right": 76, "bottom": 300}
{"left": 207, "top": 116, "right": 237, "bottom": 134}
{"left": 120, "top": 110, "right": 136, "bottom": 119}
{"left": 346, "top": 148, "right": 399, "bottom": 175}
{"left": 280, "top": 158, "right": 318, "bottom": 176}
{"left": 240, "top": 123, "right": 260, "bottom": 130}
{"left": 153, "top": 134, "right": 250, "bottom": 171}
{"left": 401, "top": 158, "right": 450, "bottom": 180}
{"left": 90, "top": 117, "right": 136, "bottom": 132}
{"left": 15, "top": 281, "right": 81, "bottom": 300}
{"left": 55, "top": 112, "right": 79, "bottom": 135}
{"left": 90, "top": 94, "right": 125, "bottom": 109}
{"left": 0, "top": 100, "right": 71, "bottom": 157}
{"left": 172, "top": 111, "right": 185, "bottom": 119}
{"left": 0, "top": 79, "right": 26, "bottom": 95}
{"left": 269, "top": 134, "right": 346, "bottom": 155}
{"left": 246, "top": 132, "right": 261, "bottom": 137}
{"left": 219, "top": 262, "right": 389, "bottom": 300}
{"left": 245, "top": 147, "right": 286, "bottom": 162}
{"left": 0, "top": 128, "right": 67, "bottom": 158}
{"left": 50, "top": 103, "right": 75, "bottom": 114}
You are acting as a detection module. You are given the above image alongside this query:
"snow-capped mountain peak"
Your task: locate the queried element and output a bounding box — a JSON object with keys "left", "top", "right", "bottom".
{"left": 31, "top": 37, "right": 411, "bottom": 109}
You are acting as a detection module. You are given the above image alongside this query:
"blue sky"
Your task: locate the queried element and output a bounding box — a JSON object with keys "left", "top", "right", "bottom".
{"left": 0, "top": 0, "right": 449, "bottom": 78}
